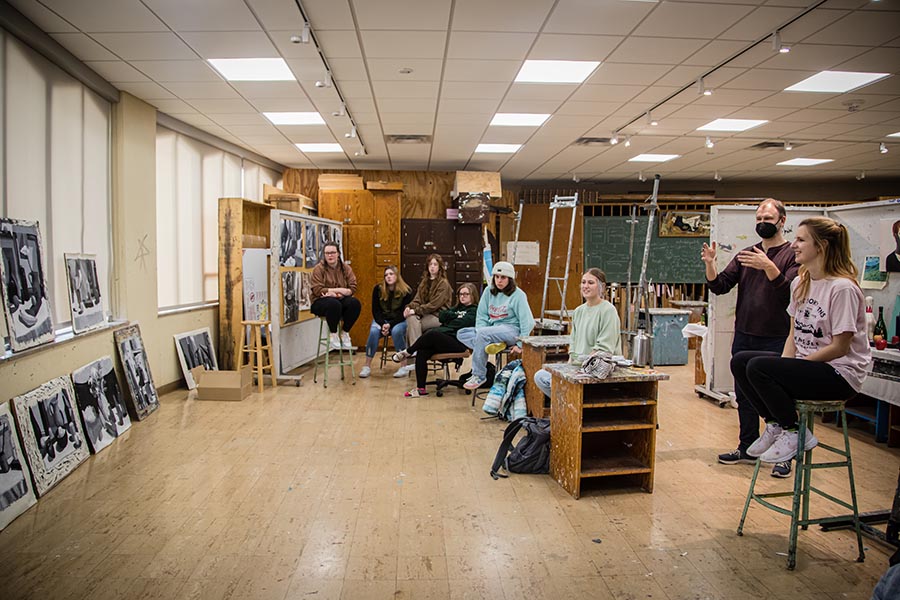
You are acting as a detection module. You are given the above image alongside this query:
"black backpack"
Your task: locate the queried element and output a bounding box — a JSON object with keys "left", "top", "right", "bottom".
{"left": 490, "top": 417, "right": 551, "bottom": 479}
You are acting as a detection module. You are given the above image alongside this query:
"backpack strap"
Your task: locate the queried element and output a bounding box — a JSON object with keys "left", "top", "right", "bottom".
{"left": 490, "top": 417, "right": 530, "bottom": 480}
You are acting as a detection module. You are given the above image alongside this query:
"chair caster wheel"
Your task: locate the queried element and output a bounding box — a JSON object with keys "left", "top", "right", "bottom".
{"left": 437, "top": 391, "right": 443, "bottom": 397}
{"left": 465, "top": 390, "right": 471, "bottom": 395}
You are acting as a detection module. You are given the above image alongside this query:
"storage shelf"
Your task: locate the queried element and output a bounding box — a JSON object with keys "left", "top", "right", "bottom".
{"left": 581, "top": 455, "right": 651, "bottom": 478}
{"left": 584, "top": 398, "right": 657, "bottom": 408}
{"left": 582, "top": 417, "right": 654, "bottom": 433}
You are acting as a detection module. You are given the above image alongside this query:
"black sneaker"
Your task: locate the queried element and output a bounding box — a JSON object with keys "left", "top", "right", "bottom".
{"left": 717, "top": 447, "right": 755, "bottom": 465}
{"left": 770, "top": 461, "right": 792, "bottom": 478}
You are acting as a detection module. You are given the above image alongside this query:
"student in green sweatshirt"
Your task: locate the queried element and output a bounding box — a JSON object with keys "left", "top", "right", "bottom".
{"left": 534, "top": 268, "right": 622, "bottom": 398}
{"left": 458, "top": 262, "right": 535, "bottom": 389}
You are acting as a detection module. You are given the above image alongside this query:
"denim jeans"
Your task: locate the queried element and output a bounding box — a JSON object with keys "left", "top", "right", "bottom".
{"left": 365, "top": 320, "right": 407, "bottom": 358}
{"left": 534, "top": 368, "right": 552, "bottom": 398}
{"left": 457, "top": 324, "right": 519, "bottom": 380}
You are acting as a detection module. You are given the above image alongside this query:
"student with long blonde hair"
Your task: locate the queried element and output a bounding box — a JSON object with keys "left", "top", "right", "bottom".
{"left": 403, "top": 254, "right": 453, "bottom": 347}
{"left": 731, "top": 217, "right": 871, "bottom": 463}
{"left": 359, "top": 266, "right": 412, "bottom": 379}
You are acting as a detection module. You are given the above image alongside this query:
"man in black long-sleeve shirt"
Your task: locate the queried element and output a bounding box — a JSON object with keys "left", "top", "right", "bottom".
{"left": 703, "top": 199, "right": 799, "bottom": 478}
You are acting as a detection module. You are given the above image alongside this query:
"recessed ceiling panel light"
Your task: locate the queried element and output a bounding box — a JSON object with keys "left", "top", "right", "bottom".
{"left": 777, "top": 158, "right": 833, "bottom": 166}
{"left": 514, "top": 60, "right": 600, "bottom": 84}
{"left": 208, "top": 58, "right": 295, "bottom": 81}
{"left": 628, "top": 154, "right": 680, "bottom": 163}
{"left": 697, "top": 119, "right": 768, "bottom": 132}
{"left": 264, "top": 112, "right": 325, "bottom": 125}
{"left": 490, "top": 113, "right": 550, "bottom": 126}
{"left": 784, "top": 71, "right": 890, "bottom": 93}
{"left": 888, "top": 131, "right": 900, "bottom": 138}
{"left": 475, "top": 143, "right": 521, "bottom": 153}
{"left": 296, "top": 143, "right": 344, "bottom": 153}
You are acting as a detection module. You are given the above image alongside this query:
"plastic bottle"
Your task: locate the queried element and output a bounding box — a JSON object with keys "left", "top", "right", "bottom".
{"left": 865, "top": 296, "right": 875, "bottom": 342}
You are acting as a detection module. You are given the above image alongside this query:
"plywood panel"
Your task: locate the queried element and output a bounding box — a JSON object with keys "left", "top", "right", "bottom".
{"left": 344, "top": 225, "right": 376, "bottom": 349}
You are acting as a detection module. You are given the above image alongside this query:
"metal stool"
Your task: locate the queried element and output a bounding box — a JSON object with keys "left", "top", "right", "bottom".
{"left": 241, "top": 320, "right": 276, "bottom": 393}
{"left": 379, "top": 333, "right": 394, "bottom": 370}
{"left": 313, "top": 318, "right": 356, "bottom": 388}
{"left": 737, "top": 399, "right": 865, "bottom": 570}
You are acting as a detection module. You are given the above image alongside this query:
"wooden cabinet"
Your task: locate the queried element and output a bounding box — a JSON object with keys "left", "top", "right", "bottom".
{"left": 546, "top": 363, "right": 668, "bottom": 498}
{"left": 218, "top": 198, "right": 272, "bottom": 370}
{"left": 319, "top": 190, "right": 374, "bottom": 225}
{"left": 374, "top": 192, "right": 401, "bottom": 254}
{"left": 520, "top": 335, "right": 570, "bottom": 418}
{"left": 343, "top": 225, "right": 377, "bottom": 348}
{"left": 401, "top": 219, "right": 483, "bottom": 291}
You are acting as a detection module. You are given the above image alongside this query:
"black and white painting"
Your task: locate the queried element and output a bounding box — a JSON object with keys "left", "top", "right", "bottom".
{"left": 71, "top": 356, "right": 131, "bottom": 453}
{"left": 64, "top": 253, "right": 105, "bottom": 334}
{"left": 174, "top": 327, "right": 218, "bottom": 389}
{"left": 114, "top": 325, "right": 159, "bottom": 421}
{"left": 299, "top": 271, "right": 311, "bottom": 312}
{"left": 331, "top": 226, "right": 342, "bottom": 255}
{"left": 0, "top": 218, "right": 55, "bottom": 351}
{"left": 282, "top": 271, "right": 300, "bottom": 326}
{"left": 279, "top": 218, "right": 304, "bottom": 267}
{"left": 11, "top": 377, "right": 89, "bottom": 497}
{"left": 318, "top": 224, "right": 331, "bottom": 250}
{"left": 0, "top": 402, "right": 37, "bottom": 531}
{"left": 304, "top": 222, "right": 317, "bottom": 268}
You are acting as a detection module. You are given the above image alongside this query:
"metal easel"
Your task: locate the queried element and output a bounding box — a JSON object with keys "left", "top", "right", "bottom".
{"left": 509, "top": 200, "right": 525, "bottom": 265}
{"left": 623, "top": 175, "right": 661, "bottom": 366}
{"left": 538, "top": 193, "right": 579, "bottom": 333}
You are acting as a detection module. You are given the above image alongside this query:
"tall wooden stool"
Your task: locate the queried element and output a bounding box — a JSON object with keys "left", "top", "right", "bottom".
{"left": 737, "top": 399, "right": 865, "bottom": 570}
{"left": 313, "top": 318, "right": 356, "bottom": 388}
{"left": 379, "top": 334, "right": 394, "bottom": 370}
{"left": 241, "top": 320, "right": 276, "bottom": 393}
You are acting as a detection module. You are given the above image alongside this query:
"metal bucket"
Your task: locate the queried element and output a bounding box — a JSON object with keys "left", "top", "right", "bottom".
{"left": 631, "top": 329, "right": 652, "bottom": 367}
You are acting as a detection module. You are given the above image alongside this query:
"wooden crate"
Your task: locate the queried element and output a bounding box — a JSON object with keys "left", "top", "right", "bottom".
{"left": 366, "top": 180, "right": 403, "bottom": 191}
{"left": 453, "top": 171, "right": 501, "bottom": 198}
{"left": 318, "top": 174, "right": 364, "bottom": 190}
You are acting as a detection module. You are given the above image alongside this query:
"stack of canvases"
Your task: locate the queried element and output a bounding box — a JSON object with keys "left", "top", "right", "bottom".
{"left": 0, "top": 217, "right": 162, "bottom": 532}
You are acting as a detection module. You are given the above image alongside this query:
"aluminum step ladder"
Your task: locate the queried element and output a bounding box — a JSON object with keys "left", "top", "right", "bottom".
{"left": 538, "top": 193, "right": 579, "bottom": 332}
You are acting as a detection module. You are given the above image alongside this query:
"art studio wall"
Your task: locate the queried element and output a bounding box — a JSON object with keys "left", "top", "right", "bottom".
{"left": 0, "top": 93, "right": 217, "bottom": 399}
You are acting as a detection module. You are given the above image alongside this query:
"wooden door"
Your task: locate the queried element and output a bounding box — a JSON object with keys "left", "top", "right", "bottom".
{"left": 374, "top": 191, "right": 401, "bottom": 255}
{"left": 317, "top": 191, "right": 344, "bottom": 222}
{"left": 343, "top": 224, "right": 376, "bottom": 348}
{"left": 346, "top": 190, "right": 374, "bottom": 225}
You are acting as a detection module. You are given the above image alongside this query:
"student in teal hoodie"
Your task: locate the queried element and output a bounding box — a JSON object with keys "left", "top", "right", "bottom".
{"left": 458, "top": 262, "right": 535, "bottom": 390}
{"left": 534, "top": 268, "right": 622, "bottom": 398}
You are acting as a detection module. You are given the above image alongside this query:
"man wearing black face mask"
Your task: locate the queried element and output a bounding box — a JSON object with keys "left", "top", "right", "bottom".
{"left": 702, "top": 199, "right": 799, "bottom": 478}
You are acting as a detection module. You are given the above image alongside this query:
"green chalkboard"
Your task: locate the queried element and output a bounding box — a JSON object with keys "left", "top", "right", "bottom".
{"left": 584, "top": 216, "right": 706, "bottom": 284}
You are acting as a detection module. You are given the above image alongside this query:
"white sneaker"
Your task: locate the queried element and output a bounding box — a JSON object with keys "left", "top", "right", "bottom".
{"left": 340, "top": 331, "right": 352, "bottom": 349}
{"left": 393, "top": 365, "right": 411, "bottom": 378}
{"left": 759, "top": 428, "right": 818, "bottom": 463}
{"left": 329, "top": 333, "right": 342, "bottom": 350}
{"left": 747, "top": 422, "right": 783, "bottom": 457}
{"left": 359, "top": 366, "right": 371, "bottom": 378}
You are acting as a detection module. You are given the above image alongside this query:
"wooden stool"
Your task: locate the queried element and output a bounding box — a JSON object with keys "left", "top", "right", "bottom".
{"left": 313, "top": 318, "right": 356, "bottom": 388}
{"left": 737, "top": 399, "right": 865, "bottom": 570}
{"left": 241, "top": 320, "right": 276, "bottom": 393}
{"left": 379, "top": 334, "right": 394, "bottom": 370}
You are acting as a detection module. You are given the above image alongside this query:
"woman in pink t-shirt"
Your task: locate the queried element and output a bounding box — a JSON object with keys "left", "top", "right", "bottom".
{"left": 730, "top": 217, "right": 872, "bottom": 463}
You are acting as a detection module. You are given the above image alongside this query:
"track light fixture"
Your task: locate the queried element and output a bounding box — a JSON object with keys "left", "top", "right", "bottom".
{"left": 315, "top": 71, "right": 332, "bottom": 88}
{"left": 638, "top": 171, "right": 646, "bottom": 182}
{"left": 354, "top": 146, "right": 367, "bottom": 157}
{"left": 880, "top": 142, "right": 888, "bottom": 154}
{"left": 332, "top": 103, "right": 346, "bottom": 117}
{"left": 697, "top": 77, "right": 712, "bottom": 96}
{"left": 572, "top": 173, "right": 580, "bottom": 183}
{"left": 624, "top": 135, "right": 631, "bottom": 148}
{"left": 705, "top": 136, "right": 715, "bottom": 149}
{"left": 772, "top": 30, "right": 790, "bottom": 53}
{"left": 610, "top": 132, "right": 619, "bottom": 145}
{"left": 856, "top": 171, "right": 866, "bottom": 180}
{"left": 646, "top": 111, "right": 658, "bottom": 126}
{"left": 345, "top": 125, "right": 357, "bottom": 139}
{"left": 714, "top": 171, "right": 722, "bottom": 182}
{"left": 784, "top": 140, "right": 793, "bottom": 151}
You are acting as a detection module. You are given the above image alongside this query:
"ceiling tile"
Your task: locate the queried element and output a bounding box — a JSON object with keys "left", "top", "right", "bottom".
{"left": 244, "top": 0, "right": 306, "bottom": 31}
{"left": 528, "top": 34, "right": 622, "bottom": 62}
{"left": 360, "top": 31, "right": 447, "bottom": 59}
{"left": 50, "top": 33, "right": 118, "bottom": 61}
{"left": 91, "top": 32, "right": 197, "bottom": 60}
{"left": 756, "top": 43, "right": 868, "bottom": 71}
{"left": 452, "top": 0, "right": 554, "bottom": 32}
{"left": 85, "top": 61, "right": 151, "bottom": 82}
{"left": 297, "top": 0, "right": 354, "bottom": 29}
{"left": 441, "top": 81, "right": 509, "bottom": 100}
{"left": 544, "top": 0, "right": 655, "bottom": 35}
{"left": 147, "top": 98, "right": 197, "bottom": 113}
{"left": 587, "top": 63, "right": 671, "bottom": 86}
{"left": 132, "top": 60, "right": 222, "bottom": 82}
{"left": 805, "top": 11, "right": 900, "bottom": 46}
{"left": 719, "top": 6, "right": 801, "bottom": 41}
{"left": 211, "top": 113, "right": 271, "bottom": 126}
{"left": 37, "top": 0, "right": 166, "bottom": 32}
{"left": 249, "top": 98, "right": 317, "bottom": 112}
{"left": 314, "top": 30, "right": 362, "bottom": 58}
{"left": 8, "top": 0, "right": 77, "bottom": 32}
{"left": 505, "top": 83, "right": 577, "bottom": 102}
{"left": 230, "top": 81, "right": 308, "bottom": 99}
{"left": 354, "top": 0, "right": 451, "bottom": 30}
{"left": 496, "top": 99, "right": 565, "bottom": 114}
{"left": 569, "top": 85, "right": 646, "bottom": 103}
{"left": 142, "top": 0, "right": 261, "bottom": 31}
{"left": 447, "top": 32, "right": 536, "bottom": 61}
{"left": 366, "top": 59, "right": 443, "bottom": 81}
{"left": 164, "top": 81, "right": 240, "bottom": 99}
{"left": 113, "top": 81, "right": 175, "bottom": 99}
{"left": 327, "top": 58, "right": 369, "bottom": 81}
{"left": 634, "top": 2, "right": 754, "bottom": 39}
{"left": 833, "top": 47, "right": 900, "bottom": 73}
{"left": 188, "top": 98, "right": 257, "bottom": 113}
{"left": 226, "top": 124, "right": 280, "bottom": 136}
{"left": 180, "top": 31, "right": 279, "bottom": 59}
{"left": 684, "top": 40, "right": 751, "bottom": 67}
{"left": 439, "top": 98, "right": 501, "bottom": 114}
{"left": 556, "top": 101, "right": 623, "bottom": 117}
{"left": 268, "top": 31, "right": 326, "bottom": 59}
{"left": 723, "top": 68, "right": 818, "bottom": 91}
{"left": 443, "top": 59, "right": 521, "bottom": 82}
{"left": 606, "top": 37, "right": 708, "bottom": 65}
{"left": 378, "top": 97, "right": 438, "bottom": 113}
{"left": 372, "top": 81, "right": 439, "bottom": 99}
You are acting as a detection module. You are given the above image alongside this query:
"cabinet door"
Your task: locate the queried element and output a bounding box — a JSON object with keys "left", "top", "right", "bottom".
{"left": 455, "top": 224, "right": 482, "bottom": 260}
{"left": 376, "top": 254, "right": 401, "bottom": 269}
{"left": 402, "top": 219, "right": 456, "bottom": 254}
{"left": 346, "top": 190, "right": 374, "bottom": 225}
{"left": 317, "top": 191, "right": 344, "bottom": 222}
{"left": 344, "top": 225, "right": 376, "bottom": 348}
{"left": 374, "top": 192, "right": 401, "bottom": 254}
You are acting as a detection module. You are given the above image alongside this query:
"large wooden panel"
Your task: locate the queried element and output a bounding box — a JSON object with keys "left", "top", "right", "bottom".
{"left": 318, "top": 190, "right": 374, "bottom": 225}
{"left": 374, "top": 191, "right": 401, "bottom": 254}
{"left": 344, "top": 225, "right": 376, "bottom": 348}
{"left": 317, "top": 192, "right": 344, "bottom": 222}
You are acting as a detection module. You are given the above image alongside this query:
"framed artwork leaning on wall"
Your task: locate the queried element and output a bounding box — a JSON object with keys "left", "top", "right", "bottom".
{"left": 0, "top": 401, "right": 38, "bottom": 530}
{"left": 71, "top": 356, "right": 132, "bottom": 453}
{"left": 114, "top": 324, "right": 160, "bottom": 421}
{"left": 64, "top": 253, "right": 105, "bottom": 334}
{"left": 0, "top": 218, "right": 55, "bottom": 351}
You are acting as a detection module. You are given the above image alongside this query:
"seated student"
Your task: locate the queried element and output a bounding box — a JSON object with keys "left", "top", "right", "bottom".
{"left": 360, "top": 266, "right": 413, "bottom": 379}
{"left": 404, "top": 254, "right": 453, "bottom": 347}
{"left": 458, "top": 262, "right": 535, "bottom": 390}
{"left": 534, "top": 268, "right": 622, "bottom": 398}
{"left": 309, "top": 242, "right": 360, "bottom": 350}
{"left": 392, "top": 283, "right": 479, "bottom": 397}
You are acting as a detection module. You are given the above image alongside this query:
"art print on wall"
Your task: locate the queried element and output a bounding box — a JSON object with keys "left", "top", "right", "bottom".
{"left": 71, "top": 357, "right": 131, "bottom": 453}
{"left": 331, "top": 226, "right": 342, "bottom": 255}
{"left": 64, "top": 253, "right": 105, "bottom": 334}
{"left": 304, "top": 222, "right": 317, "bottom": 268}
{"left": 279, "top": 218, "right": 304, "bottom": 268}
{"left": 299, "top": 271, "right": 311, "bottom": 312}
{"left": 11, "top": 377, "right": 89, "bottom": 497}
{"left": 114, "top": 325, "right": 159, "bottom": 420}
{"left": 880, "top": 218, "right": 900, "bottom": 273}
{"left": 659, "top": 211, "right": 711, "bottom": 238}
{"left": 0, "top": 218, "right": 55, "bottom": 351}
{"left": 174, "top": 328, "right": 218, "bottom": 389}
{"left": 282, "top": 270, "right": 301, "bottom": 326}
{"left": 0, "top": 402, "right": 37, "bottom": 530}
{"left": 318, "top": 224, "right": 331, "bottom": 251}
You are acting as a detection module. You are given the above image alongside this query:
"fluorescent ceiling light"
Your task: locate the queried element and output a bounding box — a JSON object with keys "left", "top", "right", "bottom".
{"left": 888, "top": 132, "right": 900, "bottom": 138}
{"left": 490, "top": 113, "right": 550, "bottom": 126}
{"left": 515, "top": 60, "right": 600, "bottom": 84}
{"left": 697, "top": 119, "right": 768, "bottom": 132}
{"left": 628, "top": 154, "right": 680, "bottom": 163}
{"left": 208, "top": 58, "right": 294, "bottom": 81}
{"left": 784, "top": 71, "right": 890, "bottom": 93}
{"left": 296, "top": 143, "right": 344, "bottom": 153}
{"left": 475, "top": 144, "right": 521, "bottom": 153}
{"left": 263, "top": 112, "right": 324, "bottom": 125}
{"left": 777, "top": 158, "right": 833, "bottom": 166}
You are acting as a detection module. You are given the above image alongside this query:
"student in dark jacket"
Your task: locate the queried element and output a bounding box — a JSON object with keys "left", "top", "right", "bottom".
{"left": 360, "top": 266, "right": 413, "bottom": 379}
{"left": 392, "top": 283, "right": 479, "bottom": 397}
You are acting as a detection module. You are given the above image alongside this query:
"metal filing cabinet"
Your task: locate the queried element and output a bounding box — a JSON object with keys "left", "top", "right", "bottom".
{"left": 642, "top": 308, "right": 691, "bottom": 366}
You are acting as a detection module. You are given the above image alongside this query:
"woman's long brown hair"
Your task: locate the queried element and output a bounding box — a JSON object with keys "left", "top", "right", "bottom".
{"left": 793, "top": 217, "right": 858, "bottom": 302}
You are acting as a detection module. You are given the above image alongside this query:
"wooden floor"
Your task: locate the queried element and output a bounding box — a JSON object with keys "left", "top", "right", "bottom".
{"left": 2, "top": 354, "right": 898, "bottom": 600}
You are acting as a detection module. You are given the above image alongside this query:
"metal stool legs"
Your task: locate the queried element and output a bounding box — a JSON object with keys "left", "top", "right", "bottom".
{"left": 737, "top": 400, "right": 865, "bottom": 570}
{"left": 313, "top": 318, "right": 356, "bottom": 388}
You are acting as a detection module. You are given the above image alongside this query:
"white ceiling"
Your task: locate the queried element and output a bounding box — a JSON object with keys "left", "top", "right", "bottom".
{"left": 11, "top": 0, "right": 900, "bottom": 183}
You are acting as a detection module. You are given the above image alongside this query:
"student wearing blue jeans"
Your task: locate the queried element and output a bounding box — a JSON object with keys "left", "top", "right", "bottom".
{"left": 359, "top": 266, "right": 412, "bottom": 379}
{"left": 457, "top": 262, "right": 535, "bottom": 390}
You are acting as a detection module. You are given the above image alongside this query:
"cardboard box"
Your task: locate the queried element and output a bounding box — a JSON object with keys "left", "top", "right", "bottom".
{"left": 453, "top": 171, "right": 501, "bottom": 198}
{"left": 190, "top": 365, "right": 252, "bottom": 401}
